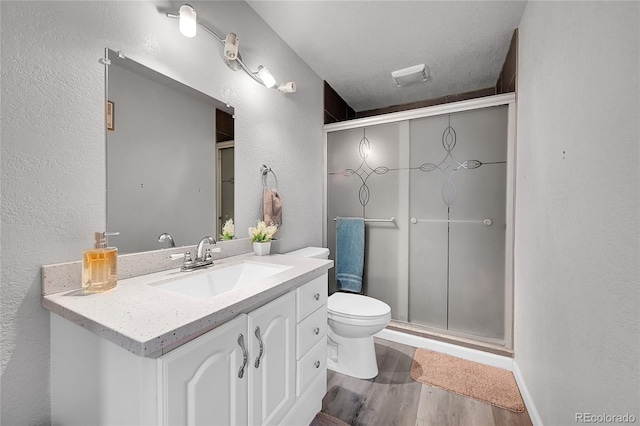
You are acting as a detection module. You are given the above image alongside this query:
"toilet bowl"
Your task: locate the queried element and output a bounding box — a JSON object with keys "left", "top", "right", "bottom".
{"left": 284, "top": 247, "right": 391, "bottom": 380}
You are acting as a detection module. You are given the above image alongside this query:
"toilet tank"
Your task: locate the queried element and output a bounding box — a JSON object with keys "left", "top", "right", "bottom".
{"left": 284, "top": 247, "right": 329, "bottom": 259}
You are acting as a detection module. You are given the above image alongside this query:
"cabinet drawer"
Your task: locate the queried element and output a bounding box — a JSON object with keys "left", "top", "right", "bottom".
{"left": 296, "top": 304, "right": 327, "bottom": 359}
{"left": 296, "top": 338, "right": 327, "bottom": 397}
{"left": 296, "top": 274, "right": 327, "bottom": 322}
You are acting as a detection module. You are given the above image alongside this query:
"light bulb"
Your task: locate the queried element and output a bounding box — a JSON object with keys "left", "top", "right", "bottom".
{"left": 179, "top": 4, "right": 197, "bottom": 38}
{"left": 257, "top": 66, "right": 276, "bottom": 89}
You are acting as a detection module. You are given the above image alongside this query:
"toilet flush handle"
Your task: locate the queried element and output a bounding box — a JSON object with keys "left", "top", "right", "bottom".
{"left": 314, "top": 293, "right": 320, "bottom": 301}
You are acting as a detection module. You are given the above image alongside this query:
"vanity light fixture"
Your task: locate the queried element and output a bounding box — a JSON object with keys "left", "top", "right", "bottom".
{"left": 166, "top": 4, "right": 296, "bottom": 93}
{"left": 178, "top": 4, "right": 197, "bottom": 38}
{"left": 223, "top": 33, "right": 239, "bottom": 63}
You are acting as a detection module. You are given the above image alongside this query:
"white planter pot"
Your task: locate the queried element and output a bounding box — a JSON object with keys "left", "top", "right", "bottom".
{"left": 253, "top": 242, "right": 272, "bottom": 256}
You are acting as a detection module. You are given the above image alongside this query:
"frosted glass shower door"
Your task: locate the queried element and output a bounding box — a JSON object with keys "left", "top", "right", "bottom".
{"left": 326, "top": 123, "right": 406, "bottom": 319}
{"left": 409, "top": 106, "right": 508, "bottom": 340}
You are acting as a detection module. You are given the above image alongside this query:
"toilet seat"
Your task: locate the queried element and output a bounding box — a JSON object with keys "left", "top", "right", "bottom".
{"left": 328, "top": 293, "right": 391, "bottom": 320}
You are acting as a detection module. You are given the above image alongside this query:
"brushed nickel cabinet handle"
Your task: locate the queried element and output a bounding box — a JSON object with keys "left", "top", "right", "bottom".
{"left": 237, "top": 334, "right": 248, "bottom": 378}
{"left": 254, "top": 326, "right": 264, "bottom": 369}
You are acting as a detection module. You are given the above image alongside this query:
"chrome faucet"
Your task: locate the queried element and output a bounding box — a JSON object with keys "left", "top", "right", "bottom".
{"left": 170, "top": 236, "right": 220, "bottom": 272}
{"left": 158, "top": 232, "right": 176, "bottom": 248}
{"left": 196, "top": 236, "right": 217, "bottom": 262}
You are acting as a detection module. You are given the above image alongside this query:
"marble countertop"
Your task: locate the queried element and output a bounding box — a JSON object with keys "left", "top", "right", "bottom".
{"left": 42, "top": 253, "right": 333, "bottom": 358}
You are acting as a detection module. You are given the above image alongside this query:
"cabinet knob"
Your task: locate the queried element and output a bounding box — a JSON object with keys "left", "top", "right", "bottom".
{"left": 313, "top": 327, "right": 320, "bottom": 335}
{"left": 314, "top": 360, "right": 321, "bottom": 369}
{"left": 314, "top": 293, "right": 320, "bottom": 301}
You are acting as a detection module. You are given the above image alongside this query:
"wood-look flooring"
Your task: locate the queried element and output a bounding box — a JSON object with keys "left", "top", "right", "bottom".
{"left": 321, "top": 338, "right": 533, "bottom": 426}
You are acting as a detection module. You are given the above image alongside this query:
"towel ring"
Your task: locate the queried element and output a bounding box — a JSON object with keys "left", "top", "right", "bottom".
{"left": 260, "top": 164, "right": 278, "bottom": 189}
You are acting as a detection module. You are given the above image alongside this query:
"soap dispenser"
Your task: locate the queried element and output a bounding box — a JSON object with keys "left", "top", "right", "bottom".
{"left": 82, "top": 232, "right": 118, "bottom": 293}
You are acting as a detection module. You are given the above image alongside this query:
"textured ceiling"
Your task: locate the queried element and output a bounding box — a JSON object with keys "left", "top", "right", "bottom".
{"left": 248, "top": 1, "right": 526, "bottom": 112}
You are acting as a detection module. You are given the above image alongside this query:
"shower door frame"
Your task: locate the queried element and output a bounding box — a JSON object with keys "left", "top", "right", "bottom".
{"left": 322, "top": 93, "right": 517, "bottom": 350}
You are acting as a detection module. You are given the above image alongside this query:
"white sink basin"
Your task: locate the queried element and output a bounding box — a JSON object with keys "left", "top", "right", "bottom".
{"left": 151, "top": 261, "right": 292, "bottom": 299}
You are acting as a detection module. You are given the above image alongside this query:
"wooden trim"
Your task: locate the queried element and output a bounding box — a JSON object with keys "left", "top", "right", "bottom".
{"left": 215, "top": 108, "right": 234, "bottom": 142}
{"left": 324, "top": 93, "right": 515, "bottom": 132}
{"left": 324, "top": 81, "right": 355, "bottom": 124}
{"left": 357, "top": 87, "right": 496, "bottom": 119}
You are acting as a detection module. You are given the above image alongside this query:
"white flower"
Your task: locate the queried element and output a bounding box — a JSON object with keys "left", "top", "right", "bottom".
{"left": 221, "top": 219, "right": 234, "bottom": 240}
{"left": 249, "top": 220, "right": 278, "bottom": 242}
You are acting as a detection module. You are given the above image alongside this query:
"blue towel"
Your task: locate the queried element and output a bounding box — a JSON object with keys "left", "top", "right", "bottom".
{"left": 336, "top": 217, "right": 365, "bottom": 293}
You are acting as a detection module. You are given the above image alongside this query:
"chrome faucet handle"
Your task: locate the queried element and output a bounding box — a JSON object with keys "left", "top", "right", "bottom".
{"left": 170, "top": 251, "right": 194, "bottom": 269}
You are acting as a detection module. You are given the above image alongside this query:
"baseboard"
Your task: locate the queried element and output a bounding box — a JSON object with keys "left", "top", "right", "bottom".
{"left": 375, "top": 328, "right": 514, "bottom": 371}
{"left": 512, "top": 361, "right": 544, "bottom": 426}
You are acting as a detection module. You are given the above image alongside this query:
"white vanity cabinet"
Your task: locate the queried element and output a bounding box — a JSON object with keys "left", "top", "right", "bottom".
{"left": 50, "top": 273, "right": 327, "bottom": 426}
{"left": 247, "top": 292, "right": 296, "bottom": 425}
{"left": 282, "top": 273, "right": 328, "bottom": 426}
{"left": 160, "top": 292, "right": 295, "bottom": 426}
{"left": 160, "top": 313, "right": 249, "bottom": 426}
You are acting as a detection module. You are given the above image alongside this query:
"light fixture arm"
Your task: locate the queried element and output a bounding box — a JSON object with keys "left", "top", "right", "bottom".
{"left": 165, "top": 10, "right": 293, "bottom": 91}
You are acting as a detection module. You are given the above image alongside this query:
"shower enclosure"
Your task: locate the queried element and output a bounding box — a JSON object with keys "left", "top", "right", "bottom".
{"left": 324, "top": 94, "right": 516, "bottom": 348}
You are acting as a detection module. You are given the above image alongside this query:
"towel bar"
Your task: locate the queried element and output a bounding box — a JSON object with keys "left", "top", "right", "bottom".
{"left": 333, "top": 217, "right": 395, "bottom": 223}
{"left": 260, "top": 164, "right": 278, "bottom": 189}
{"left": 410, "top": 218, "right": 492, "bottom": 226}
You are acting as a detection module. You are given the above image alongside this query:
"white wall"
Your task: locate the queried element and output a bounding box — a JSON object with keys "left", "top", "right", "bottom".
{"left": 515, "top": 2, "right": 639, "bottom": 424}
{"left": 0, "top": 1, "right": 323, "bottom": 424}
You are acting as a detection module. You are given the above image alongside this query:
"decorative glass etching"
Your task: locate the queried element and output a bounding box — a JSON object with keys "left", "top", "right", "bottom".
{"left": 417, "top": 115, "right": 484, "bottom": 206}
{"left": 341, "top": 129, "right": 390, "bottom": 207}
{"left": 330, "top": 115, "right": 500, "bottom": 209}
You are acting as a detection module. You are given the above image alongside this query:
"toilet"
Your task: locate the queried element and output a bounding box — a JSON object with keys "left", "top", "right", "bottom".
{"left": 285, "top": 247, "right": 391, "bottom": 379}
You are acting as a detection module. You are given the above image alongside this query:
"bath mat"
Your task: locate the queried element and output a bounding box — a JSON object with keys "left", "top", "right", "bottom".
{"left": 410, "top": 348, "right": 525, "bottom": 412}
{"left": 309, "top": 411, "right": 350, "bottom": 426}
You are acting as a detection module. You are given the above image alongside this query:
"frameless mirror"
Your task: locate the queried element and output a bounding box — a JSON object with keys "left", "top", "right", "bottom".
{"left": 105, "top": 49, "right": 235, "bottom": 254}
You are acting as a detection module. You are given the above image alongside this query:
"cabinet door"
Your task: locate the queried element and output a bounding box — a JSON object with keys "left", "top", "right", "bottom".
{"left": 159, "top": 314, "right": 249, "bottom": 426}
{"left": 248, "top": 292, "right": 296, "bottom": 426}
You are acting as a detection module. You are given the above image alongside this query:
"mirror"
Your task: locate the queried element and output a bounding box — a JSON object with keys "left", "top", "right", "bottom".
{"left": 105, "top": 49, "right": 234, "bottom": 254}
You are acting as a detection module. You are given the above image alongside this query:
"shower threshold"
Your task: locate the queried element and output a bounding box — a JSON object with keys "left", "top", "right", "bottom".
{"left": 387, "top": 320, "right": 513, "bottom": 358}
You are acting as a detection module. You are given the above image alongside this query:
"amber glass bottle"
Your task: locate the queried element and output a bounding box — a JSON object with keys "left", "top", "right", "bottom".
{"left": 82, "top": 232, "right": 117, "bottom": 293}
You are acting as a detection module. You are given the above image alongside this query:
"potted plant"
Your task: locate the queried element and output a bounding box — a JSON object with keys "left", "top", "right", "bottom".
{"left": 220, "top": 218, "right": 235, "bottom": 241}
{"left": 248, "top": 220, "right": 278, "bottom": 256}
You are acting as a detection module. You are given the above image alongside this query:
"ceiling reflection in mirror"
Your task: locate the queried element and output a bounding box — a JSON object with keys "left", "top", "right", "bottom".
{"left": 105, "top": 49, "right": 235, "bottom": 254}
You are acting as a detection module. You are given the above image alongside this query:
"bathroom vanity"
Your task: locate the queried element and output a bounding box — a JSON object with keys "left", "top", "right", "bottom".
{"left": 43, "top": 252, "right": 332, "bottom": 426}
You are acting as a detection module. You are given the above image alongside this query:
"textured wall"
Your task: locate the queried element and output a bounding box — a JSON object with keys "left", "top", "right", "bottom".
{"left": 0, "top": 1, "right": 323, "bottom": 424}
{"left": 515, "top": 2, "right": 639, "bottom": 424}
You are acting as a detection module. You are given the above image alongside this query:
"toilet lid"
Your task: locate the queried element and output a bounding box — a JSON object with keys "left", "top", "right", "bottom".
{"left": 328, "top": 293, "right": 391, "bottom": 319}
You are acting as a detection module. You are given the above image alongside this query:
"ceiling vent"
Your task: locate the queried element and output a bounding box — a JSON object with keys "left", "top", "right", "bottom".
{"left": 391, "top": 64, "right": 429, "bottom": 87}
